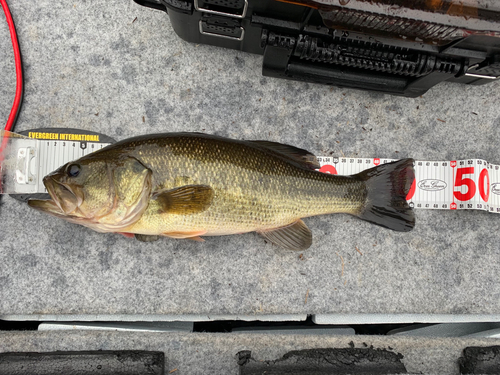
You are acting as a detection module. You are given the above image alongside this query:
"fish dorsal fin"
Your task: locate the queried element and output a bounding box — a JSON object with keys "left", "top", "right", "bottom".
{"left": 153, "top": 185, "right": 214, "bottom": 215}
{"left": 249, "top": 141, "right": 320, "bottom": 170}
{"left": 258, "top": 219, "right": 312, "bottom": 251}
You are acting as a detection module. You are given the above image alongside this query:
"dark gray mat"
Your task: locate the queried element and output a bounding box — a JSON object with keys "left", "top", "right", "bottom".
{"left": 3, "top": 331, "right": 500, "bottom": 374}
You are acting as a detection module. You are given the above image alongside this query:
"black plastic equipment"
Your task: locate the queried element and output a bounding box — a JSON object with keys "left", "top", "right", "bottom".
{"left": 133, "top": 0, "right": 500, "bottom": 97}
{"left": 0, "top": 350, "right": 165, "bottom": 375}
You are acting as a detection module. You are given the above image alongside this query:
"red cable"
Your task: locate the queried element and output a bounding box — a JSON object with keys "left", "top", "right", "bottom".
{"left": 1, "top": 0, "right": 23, "bottom": 132}
{"left": 1, "top": 0, "right": 23, "bottom": 193}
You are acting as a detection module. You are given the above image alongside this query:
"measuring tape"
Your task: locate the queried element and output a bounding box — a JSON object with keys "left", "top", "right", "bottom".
{"left": 0, "top": 129, "right": 113, "bottom": 200}
{"left": 2, "top": 129, "right": 499, "bottom": 213}
{"left": 317, "top": 157, "right": 500, "bottom": 214}
{"left": 29, "top": 138, "right": 111, "bottom": 194}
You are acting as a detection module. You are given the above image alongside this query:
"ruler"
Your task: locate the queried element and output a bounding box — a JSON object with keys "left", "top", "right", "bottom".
{"left": 1, "top": 129, "right": 113, "bottom": 197}
{"left": 317, "top": 157, "right": 500, "bottom": 214}
{"left": 3, "top": 129, "right": 499, "bottom": 213}
{"left": 3, "top": 138, "right": 111, "bottom": 196}
{"left": 35, "top": 139, "right": 111, "bottom": 194}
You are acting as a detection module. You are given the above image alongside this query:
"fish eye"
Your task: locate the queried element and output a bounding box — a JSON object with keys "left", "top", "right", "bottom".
{"left": 66, "top": 163, "right": 81, "bottom": 178}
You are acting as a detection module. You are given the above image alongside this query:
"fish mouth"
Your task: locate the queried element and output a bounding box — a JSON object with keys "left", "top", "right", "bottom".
{"left": 42, "top": 176, "right": 82, "bottom": 215}
{"left": 27, "top": 197, "right": 66, "bottom": 217}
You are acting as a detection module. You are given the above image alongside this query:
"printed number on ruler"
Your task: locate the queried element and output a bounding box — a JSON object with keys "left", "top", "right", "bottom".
{"left": 39, "top": 140, "right": 111, "bottom": 194}
{"left": 317, "top": 157, "right": 500, "bottom": 214}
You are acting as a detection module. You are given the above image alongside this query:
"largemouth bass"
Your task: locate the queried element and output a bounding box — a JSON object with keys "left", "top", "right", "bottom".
{"left": 28, "top": 133, "right": 415, "bottom": 250}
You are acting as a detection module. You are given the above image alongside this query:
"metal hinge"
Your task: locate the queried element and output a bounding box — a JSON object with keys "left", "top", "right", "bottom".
{"left": 194, "top": 0, "right": 248, "bottom": 19}
{"left": 465, "top": 63, "right": 500, "bottom": 80}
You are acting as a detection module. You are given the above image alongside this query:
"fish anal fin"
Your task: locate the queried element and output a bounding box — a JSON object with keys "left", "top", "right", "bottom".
{"left": 162, "top": 230, "right": 207, "bottom": 239}
{"left": 153, "top": 185, "right": 214, "bottom": 215}
{"left": 249, "top": 140, "right": 320, "bottom": 170}
{"left": 258, "top": 219, "right": 312, "bottom": 251}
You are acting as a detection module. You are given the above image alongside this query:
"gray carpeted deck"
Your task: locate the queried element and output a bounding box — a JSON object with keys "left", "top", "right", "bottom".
{"left": 1, "top": 0, "right": 499, "bottom": 318}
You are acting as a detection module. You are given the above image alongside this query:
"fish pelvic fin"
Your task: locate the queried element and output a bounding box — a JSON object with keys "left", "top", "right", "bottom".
{"left": 258, "top": 219, "right": 312, "bottom": 251}
{"left": 356, "top": 158, "right": 415, "bottom": 232}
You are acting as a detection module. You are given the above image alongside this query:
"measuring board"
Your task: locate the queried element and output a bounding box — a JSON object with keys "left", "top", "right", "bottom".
{"left": 317, "top": 157, "right": 500, "bottom": 214}
{"left": 2, "top": 129, "right": 499, "bottom": 213}
{"left": 1, "top": 129, "right": 113, "bottom": 201}
{"left": 34, "top": 140, "right": 111, "bottom": 194}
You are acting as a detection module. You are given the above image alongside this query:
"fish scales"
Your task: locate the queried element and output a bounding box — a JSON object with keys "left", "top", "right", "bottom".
{"left": 116, "top": 134, "right": 365, "bottom": 235}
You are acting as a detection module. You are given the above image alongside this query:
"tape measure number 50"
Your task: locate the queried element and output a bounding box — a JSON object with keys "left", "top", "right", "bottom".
{"left": 317, "top": 157, "right": 500, "bottom": 214}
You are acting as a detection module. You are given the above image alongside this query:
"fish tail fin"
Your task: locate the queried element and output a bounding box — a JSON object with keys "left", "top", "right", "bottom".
{"left": 356, "top": 158, "right": 415, "bottom": 232}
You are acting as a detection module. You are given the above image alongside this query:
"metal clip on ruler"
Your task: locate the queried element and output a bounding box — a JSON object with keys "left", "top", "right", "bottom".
{"left": 318, "top": 157, "right": 500, "bottom": 214}
{"left": 0, "top": 129, "right": 113, "bottom": 200}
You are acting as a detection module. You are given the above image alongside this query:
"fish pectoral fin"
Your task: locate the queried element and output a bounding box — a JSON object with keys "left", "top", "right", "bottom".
{"left": 135, "top": 234, "right": 160, "bottom": 242}
{"left": 257, "top": 219, "right": 312, "bottom": 251}
{"left": 249, "top": 140, "right": 320, "bottom": 170}
{"left": 162, "top": 230, "right": 207, "bottom": 239}
{"left": 153, "top": 185, "right": 214, "bottom": 215}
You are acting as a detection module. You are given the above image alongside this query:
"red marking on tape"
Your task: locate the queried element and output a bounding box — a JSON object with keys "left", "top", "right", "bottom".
{"left": 373, "top": 158, "right": 380, "bottom": 166}
{"left": 450, "top": 202, "right": 457, "bottom": 210}
{"left": 454, "top": 167, "right": 476, "bottom": 201}
{"left": 406, "top": 178, "right": 416, "bottom": 201}
{"left": 450, "top": 161, "right": 457, "bottom": 168}
{"left": 479, "top": 168, "right": 490, "bottom": 202}
{"left": 319, "top": 164, "right": 338, "bottom": 175}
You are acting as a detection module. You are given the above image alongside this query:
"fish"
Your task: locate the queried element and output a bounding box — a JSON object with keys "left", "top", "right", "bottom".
{"left": 28, "top": 132, "right": 415, "bottom": 250}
